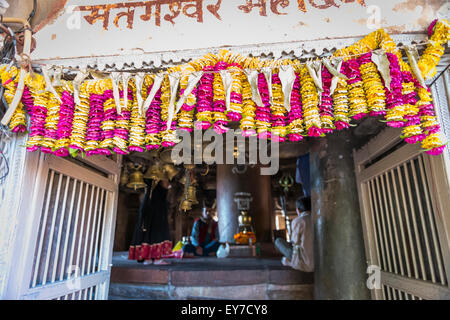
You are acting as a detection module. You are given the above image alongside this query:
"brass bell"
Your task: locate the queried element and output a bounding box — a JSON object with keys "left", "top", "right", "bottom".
{"left": 180, "top": 198, "right": 192, "bottom": 212}
{"left": 164, "top": 164, "right": 179, "bottom": 181}
{"left": 187, "top": 185, "right": 198, "bottom": 205}
{"left": 120, "top": 168, "right": 129, "bottom": 186}
{"left": 144, "top": 162, "right": 167, "bottom": 181}
{"left": 126, "top": 169, "right": 146, "bottom": 190}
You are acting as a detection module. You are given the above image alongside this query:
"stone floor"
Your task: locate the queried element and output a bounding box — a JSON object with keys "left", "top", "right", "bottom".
{"left": 109, "top": 252, "right": 314, "bottom": 300}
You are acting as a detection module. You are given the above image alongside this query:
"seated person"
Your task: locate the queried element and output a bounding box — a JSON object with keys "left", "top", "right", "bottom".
{"left": 274, "top": 196, "right": 314, "bottom": 272}
{"left": 183, "top": 200, "right": 220, "bottom": 257}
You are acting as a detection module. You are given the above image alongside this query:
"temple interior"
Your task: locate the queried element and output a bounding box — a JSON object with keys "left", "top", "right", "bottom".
{"left": 110, "top": 117, "right": 386, "bottom": 300}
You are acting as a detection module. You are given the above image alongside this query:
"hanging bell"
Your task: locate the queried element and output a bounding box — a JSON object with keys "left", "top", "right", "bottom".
{"left": 164, "top": 164, "right": 180, "bottom": 181}
{"left": 180, "top": 198, "right": 193, "bottom": 212}
{"left": 127, "top": 169, "right": 146, "bottom": 190}
{"left": 187, "top": 185, "right": 198, "bottom": 205}
{"left": 144, "top": 162, "right": 163, "bottom": 180}
{"left": 120, "top": 169, "right": 129, "bottom": 186}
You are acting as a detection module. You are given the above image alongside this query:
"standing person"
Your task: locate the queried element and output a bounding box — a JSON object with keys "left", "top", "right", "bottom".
{"left": 274, "top": 196, "right": 314, "bottom": 272}
{"left": 129, "top": 179, "right": 171, "bottom": 264}
{"left": 183, "top": 199, "right": 220, "bottom": 257}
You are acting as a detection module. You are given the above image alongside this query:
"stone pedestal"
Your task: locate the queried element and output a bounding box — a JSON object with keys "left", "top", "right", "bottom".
{"left": 216, "top": 164, "right": 273, "bottom": 243}
{"left": 310, "top": 132, "right": 370, "bottom": 300}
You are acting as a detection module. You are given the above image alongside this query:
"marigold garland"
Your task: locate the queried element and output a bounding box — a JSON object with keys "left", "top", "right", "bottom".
{"left": 300, "top": 65, "right": 322, "bottom": 137}
{"left": 213, "top": 61, "right": 229, "bottom": 134}
{"left": 227, "top": 63, "right": 244, "bottom": 123}
{"left": 358, "top": 53, "right": 386, "bottom": 117}
{"left": 419, "top": 19, "right": 449, "bottom": 80}
{"left": 85, "top": 81, "right": 106, "bottom": 156}
{"left": 1, "top": 19, "right": 447, "bottom": 157}
{"left": 343, "top": 58, "right": 369, "bottom": 120}
{"left": 319, "top": 66, "right": 335, "bottom": 133}
{"left": 255, "top": 72, "right": 272, "bottom": 138}
{"left": 270, "top": 70, "right": 287, "bottom": 141}
{"left": 99, "top": 82, "right": 118, "bottom": 155}
{"left": 26, "top": 74, "right": 48, "bottom": 152}
{"left": 160, "top": 74, "right": 178, "bottom": 147}
{"left": 332, "top": 77, "right": 351, "bottom": 130}
{"left": 178, "top": 66, "right": 197, "bottom": 132}
{"left": 240, "top": 70, "right": 257, "bottom": 137}
{"left": 196, "top": 66, "right": 214, "bottom": 130}
{"left": 128, "top": 80, "right": 146, "bottom": 153}
{"left": 54, "top": 82, "right": 75, "bottom": 157}
{"left": 41, "top": 86, "right": 63, "bottom": 154}
{"left": 143, "top": 76, "right": 162, "bottom": 150}
{"left": 1, "top": 66, "right": 27, "bottom": 133}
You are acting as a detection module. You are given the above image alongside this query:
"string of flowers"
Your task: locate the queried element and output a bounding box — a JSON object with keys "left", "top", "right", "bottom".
{"left": 41, "top": 86, "right": 63, "bottom": 154}
{"left": 112, "top": 84, "right": 132, "bottom": 155}
{"left": 227, "top": 63, "right": 244, "bottom": 123}
{"left": 178, "top": 66, "right": 197, "bottom": 132}
{"left": 300, "top": 64, "right": 322, "bottom": 137}
{"left": 212, "top": 61, "right": 229, "bottom": 134}
{"left": 69, "top": 82, "right": 90, "bottom": 153}
{"left": 287, "top": 70, "right": 304, "bottom": 141}
{"left": 270, "top": 71, "right": 287, "bottom": 141}
{"left": 54, "top": 82, "right": 75, "bottom": 157}
{"left": 319, "top": 66, "right": 335, "bottom": 133}
{"left": 400, "top": 70, "right": 423, "bottom": 144}
{"left": 418, "top": 19, "right": 449, "bottom": 80}
{"left": 384, "top": 52, "right": 406, "bottom": 128}
{"left": 342, "top": 58, "right": 369, "bottom": 120}
{"left": 85, "top": 81, "right": 106, "bottom": 156}
{"left": 25, "top": 74, "right": 48, "bottom": 152}
{"left": 160, "top": 74, "right": 178, "bottom": 147}
{"left": 196, "top": 66, "right": 214, "bottom": 130}
{"left": 332, "top": 76, "right": 351, "bottom": 130}
{"left": 98, "top": 81, "right": 118, "bottom": 155}
{"left": 358, "top": 52, "right": 386, "bottom": 117}
{"left": 417, "top": 86, "right": 445, "bottom": 155}
{"left": 256, "top": 72, "right": 272, "bottom": 138}
{"left": 3, "top": 19, "right": 447, "bottom": 157}
{"left": 240, "top": 71, "right": 257, "bottom": 137}
{"left": 144, "top": 76, "right": 162, "bottom": 150}
{"left": 128, "top": 80, "right": 146, "bottom": 153}
{"left": 1, "top": 66, "right": 27, "bottom": 133}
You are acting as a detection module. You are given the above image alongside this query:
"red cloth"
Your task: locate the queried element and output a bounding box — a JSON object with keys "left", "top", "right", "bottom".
{"left": 195, "top": 218, "right": 218, "bottom": 245}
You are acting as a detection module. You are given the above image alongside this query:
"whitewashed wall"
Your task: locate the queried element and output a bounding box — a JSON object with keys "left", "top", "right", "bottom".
{"left": 32, "top": 0, "right": 449, "bottom": 62}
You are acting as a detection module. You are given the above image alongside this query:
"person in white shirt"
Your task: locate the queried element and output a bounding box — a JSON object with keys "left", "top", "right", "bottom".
{"left": 275, "top": 196, "right": 314, "bottom": 272}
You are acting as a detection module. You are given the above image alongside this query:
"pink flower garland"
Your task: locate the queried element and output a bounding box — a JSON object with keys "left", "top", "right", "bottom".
{"left": 343, "top": 58, "right": 368, "bottom": 120}
{"left": 384, "top": 53, "right": 406, "bottom": 128}
{"left": 97, "top": 90, "right": 117, "bottom": 155}
{"left": 287, "top": 73, "right": 304, "bottom": 141}
{"left": 196, "top": 66, "right": 214, "bottom": 130}
{"left": 113, "top": 89, "right": 132, "bottom": 155}
{"left": 26, "top": 88, "right": 47, "bottom": 152}
{"left": 320, "top": 66, "right": 335, "bottom": 133}
{"left": 270, "top": 73, "right": 287, "bottom": 142}
{"left": 53, "top": 90, "right": 75, "bottom": 157}
{"left": 213, "top": 61, "right": 229, "bottom": 134}
{"left": 178, "top": 85, "right": 197, "bottom": 133}
{"left": 145, "top": 85, "right": 162, "bottom": 150}
{"left": 256, "top": 73, "right": 272, "bottom": 139}
{"left": 227, "top": 63, "right": 243, "bottom": 123}
{"left": 85, "top": 93, "right": 105, "bottom": 156}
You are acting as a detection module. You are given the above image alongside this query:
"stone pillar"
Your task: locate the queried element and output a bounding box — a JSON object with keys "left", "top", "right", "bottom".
{"left": 216, "top": 164, "right": 273, "bottom": 243}
{"left": 310, "top": 131, "right": 370, "bottom": 300}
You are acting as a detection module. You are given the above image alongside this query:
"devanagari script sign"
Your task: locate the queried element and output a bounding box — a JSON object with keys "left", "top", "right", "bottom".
{"left": 33, "top": 0, "right": 449, "bottom": 60}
